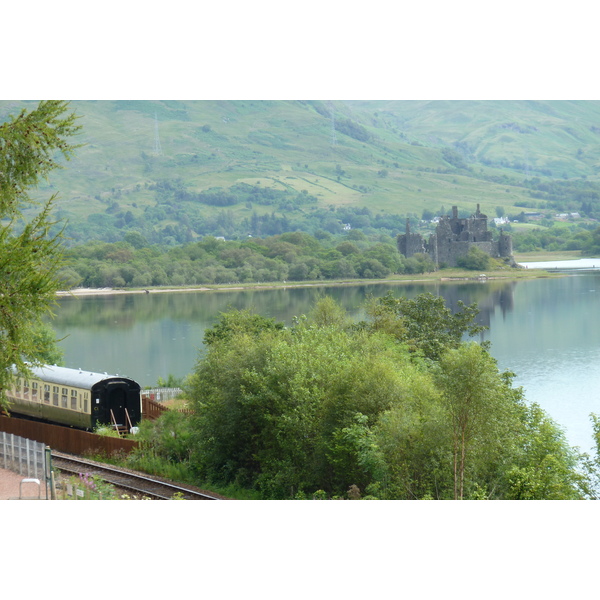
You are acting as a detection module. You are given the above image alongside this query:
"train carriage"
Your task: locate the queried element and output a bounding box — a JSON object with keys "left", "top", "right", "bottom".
{"left": 6, "top": 365, "right": 142, "bottom": 432}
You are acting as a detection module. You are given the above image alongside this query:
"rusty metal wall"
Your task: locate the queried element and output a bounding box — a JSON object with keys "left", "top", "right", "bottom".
{"left": 0, "top": 416, "right": 138, "bottom": 456}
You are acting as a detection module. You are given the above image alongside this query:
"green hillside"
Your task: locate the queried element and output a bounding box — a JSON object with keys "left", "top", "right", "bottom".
{"left": 3, "top": 99, "right": 600, "bottom": 245}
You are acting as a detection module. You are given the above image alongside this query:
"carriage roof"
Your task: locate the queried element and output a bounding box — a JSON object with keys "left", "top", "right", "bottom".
{"left": 23, "top": 365, "right": 138, "bottom": 390}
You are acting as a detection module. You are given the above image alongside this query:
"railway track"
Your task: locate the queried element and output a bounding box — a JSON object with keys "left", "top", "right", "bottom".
{"left": 51, "top": 451, "right": 225, "bottom": 500}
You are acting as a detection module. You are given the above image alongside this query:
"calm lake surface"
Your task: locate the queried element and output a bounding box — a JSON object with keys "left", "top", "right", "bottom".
{"left": 52, "top": 268, "right": 600, "bottom": 454}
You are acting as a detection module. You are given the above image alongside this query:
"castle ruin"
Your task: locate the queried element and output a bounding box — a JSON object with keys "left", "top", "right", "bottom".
{"left": 397, "top": 204, "right": 514, "bottom": 268}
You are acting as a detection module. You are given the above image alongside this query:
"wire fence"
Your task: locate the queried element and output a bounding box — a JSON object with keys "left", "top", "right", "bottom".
{"left": 0, "top": 431, "right": 47, "bottom": 479}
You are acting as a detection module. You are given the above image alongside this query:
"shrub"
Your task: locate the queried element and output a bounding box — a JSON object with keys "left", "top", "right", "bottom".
{"left": 456, "top": 246, "right": 491, "bottom": 270}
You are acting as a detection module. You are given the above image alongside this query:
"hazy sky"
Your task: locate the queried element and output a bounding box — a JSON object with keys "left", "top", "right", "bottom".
{"left": 5, "top": 1, "right": 596, "bottom": 101}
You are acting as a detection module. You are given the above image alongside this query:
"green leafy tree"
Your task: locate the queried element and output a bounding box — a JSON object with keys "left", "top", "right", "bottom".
{"left": 433, "top": 342, "right": 523, "bottom": 499}
{"left": 363, "top": 291, "right": 484, "bottom": 361}
{"left": 30, "top": 322, "right": 65, "bottom": 367}
{"left": 188, "top": 323, "right": 280, "bottom": 488}
{"left": 403, "top": 252, "right": 436, "bottom": 274}
{"left": 0, "top": 101, "right": 80, "bottom": 411}
{"left": 355, "top": 341, "right": 586, "bottom": 500}
{"left": 441, "top": 147, "right": 467, "bottom": 169}
{"left": 456, "top": 246, "right": 491, "bottom": 271}
{"left": 368, "top": 365, "right": 450, "bottom": 499}
{"left": 579, "top": 413, "right": 600, "bottom": 499}
{"left": 190, "top": 308, "right": 421, "bottom": 497}
{"left": 202, "top": 309, "right": 284, "bottom": 346}
{"left": 307, "top": 296, "right": 350, "bottom": 329}
{"left": 503, "top": 403, "right": 586, "bottom": 500}
{"left": 580, "top": 226, "right": 600, "bottom": 256}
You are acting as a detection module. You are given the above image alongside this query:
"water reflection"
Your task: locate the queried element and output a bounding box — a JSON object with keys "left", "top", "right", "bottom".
{"left": 52, "top": 279, "right": 519, "bottom": 384}
{"left": 55, "top": 279, "right": 519, "bottom": 330}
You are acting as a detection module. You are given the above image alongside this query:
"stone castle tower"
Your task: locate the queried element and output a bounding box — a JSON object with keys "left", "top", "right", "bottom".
{"left": 397, "top": 204, "right": 514, "bottom": 268}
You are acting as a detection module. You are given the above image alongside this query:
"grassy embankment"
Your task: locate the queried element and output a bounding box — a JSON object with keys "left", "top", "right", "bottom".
{"left": 512, "top": 250, "right": 583, "bottom": 262}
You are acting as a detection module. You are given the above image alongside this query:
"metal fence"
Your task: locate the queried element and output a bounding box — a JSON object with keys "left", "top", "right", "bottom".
{"left": 0, "top": 431, "right": 47, "bottom": 479}
{"left": 141, "top": 388, "right": 183, "bottom": 403}
{"left": 0, "top": 416, "right": 138, "bottom": 457}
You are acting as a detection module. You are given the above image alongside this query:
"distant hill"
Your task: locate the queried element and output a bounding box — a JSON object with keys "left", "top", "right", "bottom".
{"left": 4, "top": 99, "right": 600, "bottom": 245}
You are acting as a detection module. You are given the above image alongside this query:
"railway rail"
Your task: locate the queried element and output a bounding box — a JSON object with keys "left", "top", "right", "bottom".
{"left": 51, "top": 451, "right": 225, "bottom": 500}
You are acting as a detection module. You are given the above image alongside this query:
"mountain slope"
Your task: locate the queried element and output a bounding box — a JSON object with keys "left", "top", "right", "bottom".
{"left": 3, "top": 99, "right": 600, "bottom": 244}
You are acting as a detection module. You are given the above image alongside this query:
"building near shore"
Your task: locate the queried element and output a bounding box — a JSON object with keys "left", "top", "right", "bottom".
{"left": 397, "top": 204, "right": 514, "bottom": 268}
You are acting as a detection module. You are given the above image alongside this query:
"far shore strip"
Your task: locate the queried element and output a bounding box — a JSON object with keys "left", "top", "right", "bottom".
{"left": 55, "top": 271, "right": 548, "bottom": 298}
{"left": 57, "top": 287, "right": 214, "bottom": 296}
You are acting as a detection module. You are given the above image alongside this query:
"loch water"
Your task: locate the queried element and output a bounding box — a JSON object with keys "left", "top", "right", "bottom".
{"left": 52, "top": 268, "right": 600, "bottom": 454}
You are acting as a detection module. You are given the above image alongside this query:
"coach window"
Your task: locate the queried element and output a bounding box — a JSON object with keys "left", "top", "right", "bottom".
{"left": 44, "top": 384, "right": 50, "bottom": 404}
{"left": 53, "top": 386, "right": 59, "bottom": 406}
{"left": 61, "top": 388, "right": 68, "bottom": 408}
{"left": 83, "top": 392, "right": 88, "bottom": 413}
{"left": 15, "top": 380, "right": 21, "bottom": 398}
{"left": 32, "top": 382, "right": 38, "bottom": 402}
{"left": 23, "top": 381, "right": 29, "bottom": 400}
{"left": 71, "top": 389, "right": 78, "bottom": 410}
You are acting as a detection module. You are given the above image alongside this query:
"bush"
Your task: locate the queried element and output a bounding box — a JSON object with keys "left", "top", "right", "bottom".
{"left": 456, "top": 246, "right": 491, "bottom": 271}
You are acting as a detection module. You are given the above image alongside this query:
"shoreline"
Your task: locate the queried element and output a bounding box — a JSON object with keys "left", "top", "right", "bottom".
{"left": 56, "top": 268, "right": 561, "bottom": 298}
{"left": 58, "top": 253, "right": 600, "bottom": 298}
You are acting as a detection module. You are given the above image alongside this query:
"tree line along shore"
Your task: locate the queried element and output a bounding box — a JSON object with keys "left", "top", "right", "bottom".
{"left": 56, "top": 245, "right": 565, "bottom": 298}
{"left": 55, "top": 225, "right": 579, "bottom": 294}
